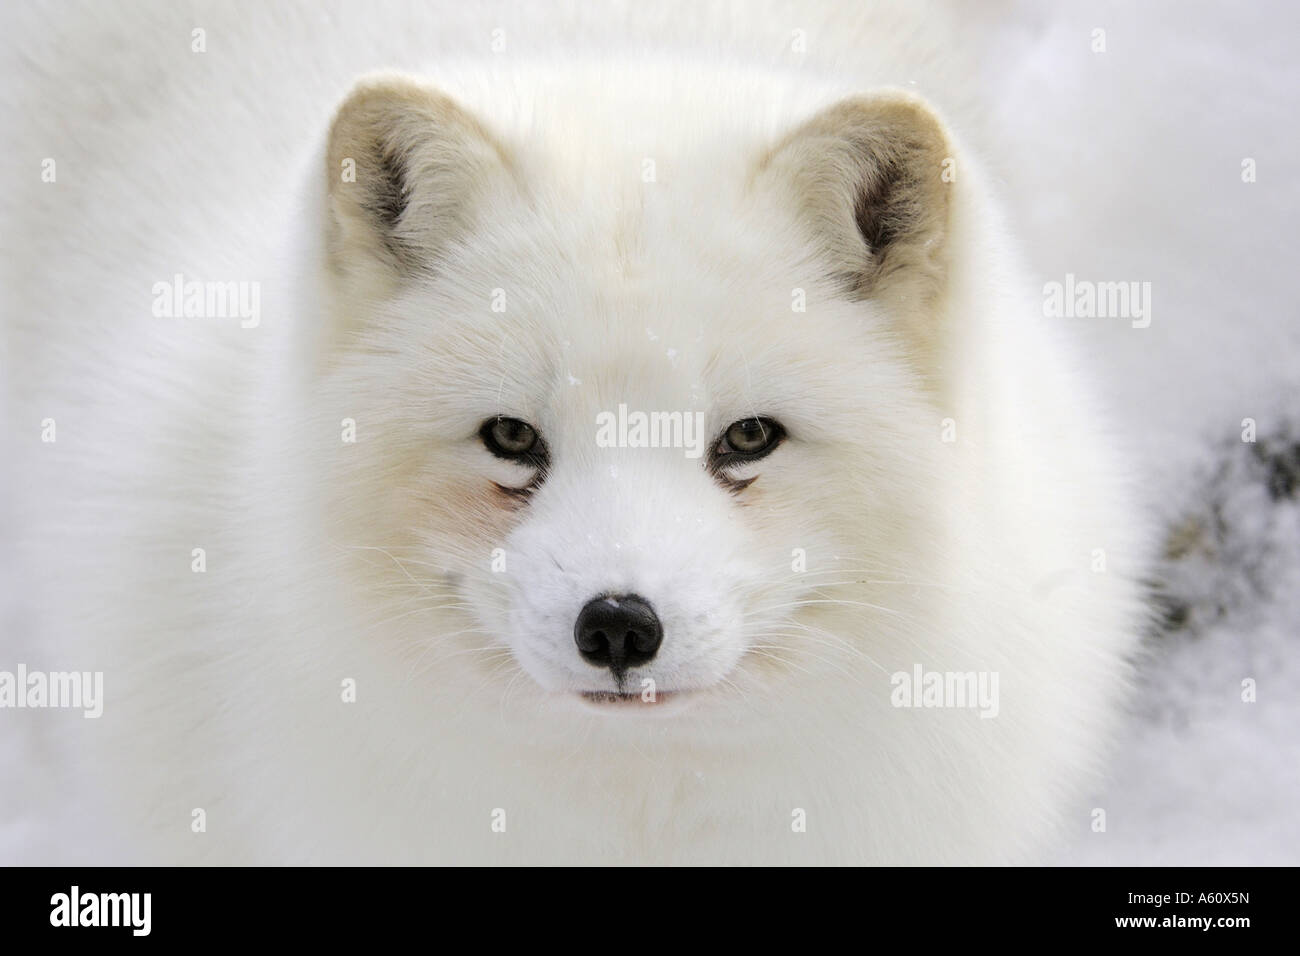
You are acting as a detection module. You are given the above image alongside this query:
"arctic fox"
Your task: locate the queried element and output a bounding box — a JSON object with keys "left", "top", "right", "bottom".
{"left": 10, "top": 52, "right": 1148, "bottom": 863}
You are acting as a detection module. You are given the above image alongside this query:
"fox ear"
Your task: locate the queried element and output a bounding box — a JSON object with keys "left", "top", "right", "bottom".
{"left": 326, "top": 75, "right": 518, "bottom": 281}
{"left": 757, "top": 92, "right": 953, "bottom": 308}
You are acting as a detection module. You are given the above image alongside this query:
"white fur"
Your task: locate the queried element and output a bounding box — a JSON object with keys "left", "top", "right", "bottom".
{"left": 3, "top": 2, "right": 1150, "bottom": 864}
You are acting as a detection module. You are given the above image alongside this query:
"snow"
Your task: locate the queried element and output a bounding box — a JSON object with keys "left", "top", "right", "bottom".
{"left": 1064, "top": 424, "right": 1300, "bottom": 864}
{"left": 983, "top": 1, "right": 1300, "bottom": 865}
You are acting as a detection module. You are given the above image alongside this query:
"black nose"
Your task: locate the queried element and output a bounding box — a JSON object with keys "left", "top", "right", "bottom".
{"left": 574, "top": 594, "right": 663, "bottom": 672}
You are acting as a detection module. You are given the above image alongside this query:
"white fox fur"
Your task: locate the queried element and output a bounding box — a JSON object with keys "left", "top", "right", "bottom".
{"left": 3, "top": 2, "right": 1150, "bottom": 864}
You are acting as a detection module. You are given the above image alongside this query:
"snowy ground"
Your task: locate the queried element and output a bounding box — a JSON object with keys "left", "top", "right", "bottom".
{"left": 1062, "top": 427, "right": 1300, "bottom": 864}
{"left": 1, "top": 0, "right": 1296, "bottom": 864}
{"left": 985, "top": 2, "right": 1300, "bottom": 865}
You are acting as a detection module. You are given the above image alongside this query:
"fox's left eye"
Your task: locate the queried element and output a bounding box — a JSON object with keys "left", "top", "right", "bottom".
{"left": 715, "top": 417, "right": 785, "bottom": 462}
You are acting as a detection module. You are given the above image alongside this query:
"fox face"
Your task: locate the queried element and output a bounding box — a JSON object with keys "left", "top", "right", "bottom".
{"left": 318, "top": 74, "right": 956, "bottom": 712}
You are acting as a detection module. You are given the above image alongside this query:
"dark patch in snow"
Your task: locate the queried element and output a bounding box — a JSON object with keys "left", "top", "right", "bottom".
{"left": 1153, "top": 422, "right": 1299, "bottom": 638}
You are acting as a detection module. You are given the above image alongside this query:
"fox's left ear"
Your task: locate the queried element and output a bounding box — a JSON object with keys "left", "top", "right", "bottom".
{"left": 756, "top": 92, "right": 954, "bottom": 313}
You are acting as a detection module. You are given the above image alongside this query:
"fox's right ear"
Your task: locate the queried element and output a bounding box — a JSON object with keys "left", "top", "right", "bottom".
{"left": 326, "top": 75, "right": 519, "bottom": 282}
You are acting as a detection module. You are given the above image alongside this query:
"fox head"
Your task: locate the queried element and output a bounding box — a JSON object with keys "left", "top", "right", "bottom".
{"left": 314, "top": 71, "right": 958, "bottom": 712}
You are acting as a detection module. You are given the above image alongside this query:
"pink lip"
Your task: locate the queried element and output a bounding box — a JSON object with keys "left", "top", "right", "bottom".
{"left": 579, "top": 690, "right": 671, "bottom": 705}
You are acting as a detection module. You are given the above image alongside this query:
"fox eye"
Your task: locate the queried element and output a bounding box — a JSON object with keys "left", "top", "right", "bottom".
{"left": 716, "top": 417, "right": 785, "bottom": 462}
{"left": 481, "top": 417, "right": 544, "bottom": 461}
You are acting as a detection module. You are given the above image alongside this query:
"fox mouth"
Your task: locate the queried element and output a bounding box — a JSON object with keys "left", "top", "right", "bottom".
{"left": 575, "top": 689, "right": 698, "bottom": 713}
{"left": 579, "top": 690, "right": 671, "bottom": 705}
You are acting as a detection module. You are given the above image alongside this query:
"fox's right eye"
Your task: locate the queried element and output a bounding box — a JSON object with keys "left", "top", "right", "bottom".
{"left": 480, "top": 417, "right": 545, "bottom": 462}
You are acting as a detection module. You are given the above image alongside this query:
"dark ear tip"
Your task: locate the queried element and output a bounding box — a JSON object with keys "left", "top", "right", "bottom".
{"left": 327, "top": 75, "right": 439, "bottom": 180}
{"left": 832, "top": 94, "right": 953, "bottom": 178}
